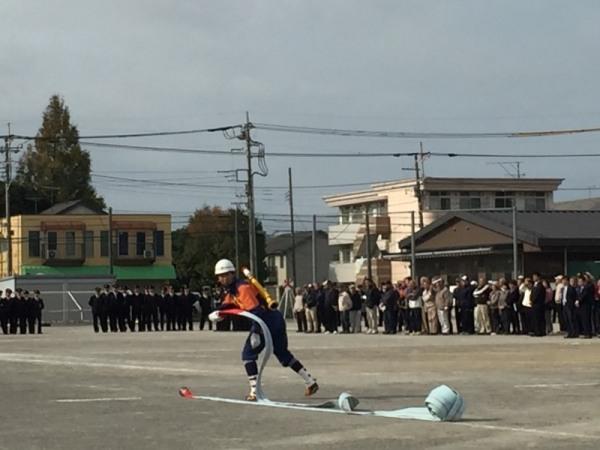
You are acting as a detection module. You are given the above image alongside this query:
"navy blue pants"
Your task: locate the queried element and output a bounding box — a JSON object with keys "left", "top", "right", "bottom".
{"left": 241, "top": 308, "right": 294, "bottom": 367}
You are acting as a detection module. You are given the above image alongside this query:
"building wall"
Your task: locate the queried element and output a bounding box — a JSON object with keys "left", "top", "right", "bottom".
{"left": 415, "top": 221, "right": 514, "bottom": 252}
{"left": 290, "top": 237, "right": 334, "bottom": 286}
{"left": 324, "top": 178, "right": 562, "bottom": 286}
{"left": 1, "top": 214, "right": 172, "bottom": 277}
{"left": 265, "top": 234, "right": 334, "bottom": 287}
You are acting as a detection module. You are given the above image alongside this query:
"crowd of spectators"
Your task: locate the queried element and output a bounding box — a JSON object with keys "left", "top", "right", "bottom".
{"left": 291, "top": 272, "right": 600, "bottom": 338}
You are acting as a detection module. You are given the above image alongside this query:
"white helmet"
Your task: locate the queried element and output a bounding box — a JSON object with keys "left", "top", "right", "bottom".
{"left": 214, "top": 259, "right": 236, "bottom": 275}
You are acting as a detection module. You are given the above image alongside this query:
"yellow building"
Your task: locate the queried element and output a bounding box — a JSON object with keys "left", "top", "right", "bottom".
{"left": 0, "top": 200, "right": 175, "bottom": 282}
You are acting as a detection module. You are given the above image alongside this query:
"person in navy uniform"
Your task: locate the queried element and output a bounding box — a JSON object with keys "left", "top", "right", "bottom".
{"left": 15, "top": 289, "right": 29, "bottom": 334}
{"left": 89, "top": 287, "right": 104, "bottom": 333}
{"left": 0, "top": 289, "right": 8, "bottom": 334}
{"left": 198, "top": 287, "right": 213, "bottom": 331}
{"left": 128, "top": 286, "right": 143, "bottom": 332}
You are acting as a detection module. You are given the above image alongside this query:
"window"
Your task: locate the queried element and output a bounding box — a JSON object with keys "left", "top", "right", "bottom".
{"left": 118, "top": 231, "right": 129, "bottom": 256}
{"left": 459, "top": 192, "right": 481, "bottom": 210}
{"left": 495, "top": 192, "right": 514, "bottom": 208}
{"left": 340, "top": 207, "right": 350, "bottom": 224}
{"left": 28, "top": 231, "right": 40, "bottom": 257}
{"left": 154, "top": 230, "right": 164, "bottom": 256}
{"left": 340, "top": 246, "right": 353, "bottom": 263}
{"left": 524, "top": 192, "right": 546, "bottom": 210}
{"left": 368, "top": 201, "right": 388, "bottom": 217}
{"left": 279, "top": 255, "right": 284, "bottom": 268}
{"left": 65, "top": 231, "right": 76, "bottom": 257}
{"left": 429, "top": 191, "right": 451, "bottom": 210}
{"left": 136, "top": 232, "right": 146, "bottom": 256}
{"left": 85, "top": 231, "right": 94, "bottom": 257}
{"left": 100, "top": 231, "right": 109, "bottom": 257}
{"left": 47, "top": 232, "right": 57, "bottom": 251}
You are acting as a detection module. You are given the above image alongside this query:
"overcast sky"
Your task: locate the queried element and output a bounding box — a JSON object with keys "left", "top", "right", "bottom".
{"left": 3, "top": 0, "right": 600, "bottom": 232}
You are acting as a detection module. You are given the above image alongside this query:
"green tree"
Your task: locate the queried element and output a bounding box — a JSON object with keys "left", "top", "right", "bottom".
{"left": 172, "top": 206, "right": 266, "bottom": 290}
{"left": 9, "top": 95, "right": 105, "bottom": 214}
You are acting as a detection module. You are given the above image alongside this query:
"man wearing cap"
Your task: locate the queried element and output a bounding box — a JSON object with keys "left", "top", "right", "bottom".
{"left": 89, "top": 287, "right": 104, "bottom": 333}
{"left": 0, "top": 289, "right": 8, "bottom": 334}
{"left": 198, "top": 287, "right": 213, "bottom": 331}
{"left": 15, "top": 289, "right": 29, "bottom": 334}
{"left": 210, "top": 259, "right": 319, "bottom": 401}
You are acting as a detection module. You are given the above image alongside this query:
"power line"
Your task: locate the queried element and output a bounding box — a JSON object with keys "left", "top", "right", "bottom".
{"left": 253, "top": 122, "right": 600, "bottom": 139}
{"left": 81, "top": 141, "right": 234, "bottom": 155}
{"left": 79, "top": 141, "right": 600, "bottom": 159}
{"left": 4, "top": 124, "right": 240, "bottom": 141}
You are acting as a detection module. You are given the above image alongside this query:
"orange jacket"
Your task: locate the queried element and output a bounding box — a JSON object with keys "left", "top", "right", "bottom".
{"left": 221, "top": 280, "right": 262, "bottom": 311}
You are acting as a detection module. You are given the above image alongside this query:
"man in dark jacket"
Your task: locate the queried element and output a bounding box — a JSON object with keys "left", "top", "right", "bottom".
{"left": 33, "top": 290, "right": 44, "bottom": 334}
{"left": 455, "top": 277, "right": 475, "bottom": 334}
{"left": 504, "top": 280, "right": 520, "bottom": 334}
{"left": 106, "top": 286, "right": 118, "bottom": 332}
{"left": 116, "top": 287, "right": 128, "bottom": 332}
{"left": 531, "top": 273, "right": 547, "bottom": 337}
{"left": 198, "top": 287, "right": 213, "bottom": 331}
{"left": 381, "top": 280, "right": 399, "bottom": 334}
{"left": 182, "top": 286, "right": 196, "bottom": 331}
{"left": 322, "top": 281, "right": 339, "bottom": 334}
{"left": 128, "top": 286, "right": 144, "bottom": 332}
{"left": 15, "top": 289, "right": 29, "bottom": 334}
{"left": 89, "top": 287, "right": 104, "bottom": 333}
{"left": 25, "top": 291, "right": 37, "bottom": 334}
{"left": 315, "top": 284, "right": 326, "bottom": 333}
{"left": 562, "top": 276, "right": 578, "bottom": 338}
{"left": 142, "top": 286, "right": 156, "bottom": 331}
{"left": 364, "top": 279, "right": 382, "bottom": 334}
{"left": 165, "top": 286, "right": 177, "bottom": 331}
{"left": 577, "top": 274, "right": 594, "bottom": 338}
{"left": 0, "top": 289, "right": 8, "bottom": 334}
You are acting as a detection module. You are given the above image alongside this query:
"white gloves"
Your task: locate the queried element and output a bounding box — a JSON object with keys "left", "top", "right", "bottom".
{"left": 208, "top": 310, "right": 223, "bottom": 322}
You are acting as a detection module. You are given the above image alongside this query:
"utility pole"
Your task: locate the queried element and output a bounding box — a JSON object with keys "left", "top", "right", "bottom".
{"left": 419, "top": 141, "right": 426, "bottom": 179}
{"left": 231, "top": 201, "right": 245, "bottom": 273}
{"left": 108, "top": 207, "right": 113, "bottom": 276}
{"left": 244, "top": 112, "right": 257, "bottom": 274}
{"left": 410, "top": 211, "right": 416, "bottom": 279}
{"left": 312, "top": 215, "right": 317, "bottom": 284}
{"left": 512, "top": 205, "right": 518, "bottom": 280}
{"left": 414, "top": 153, "right": 424, "bottom": 229}
{"left": 234, "top": 206, "right": 239, "bottom": 272}
{"left": 487, "top": 161, "right": 524, "bottom": 179}
{"left": 3, "top": 124, "right": 21, "bottom": 277}
{"left": 287, "top": 167, "right": 297, "bottom": 286}
{"left": 365, "top": 206, "right": 372, "bottom": 281}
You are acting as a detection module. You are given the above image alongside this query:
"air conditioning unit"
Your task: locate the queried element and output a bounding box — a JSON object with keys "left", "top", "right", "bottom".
{"left": 47, "top": 250, "right": 57, "bottom": 259}
{"left": 143, "top": 249, "right": 154, "bottom": 258}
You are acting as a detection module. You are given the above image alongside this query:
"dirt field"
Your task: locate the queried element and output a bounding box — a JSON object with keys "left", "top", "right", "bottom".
{"left": 1, "top": 326, "right": 599, "bottom": 449}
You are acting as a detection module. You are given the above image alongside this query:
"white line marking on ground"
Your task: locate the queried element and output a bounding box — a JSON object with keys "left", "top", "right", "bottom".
{"left": 0, "top": 352, "right": 218, "bottom": 375}
{"left": 514, "top": 382, "right": 600, "bottom": 388}
{"left": 455, "top": 422, "right": 600, "bottom": 440}
{"left": 55, "top": 397, "right": 141, "bottom": 403}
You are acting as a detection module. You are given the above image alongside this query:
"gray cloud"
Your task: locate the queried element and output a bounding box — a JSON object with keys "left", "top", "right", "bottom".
{"left": 2, "top": 0, "right": 600, "bottom": 229}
